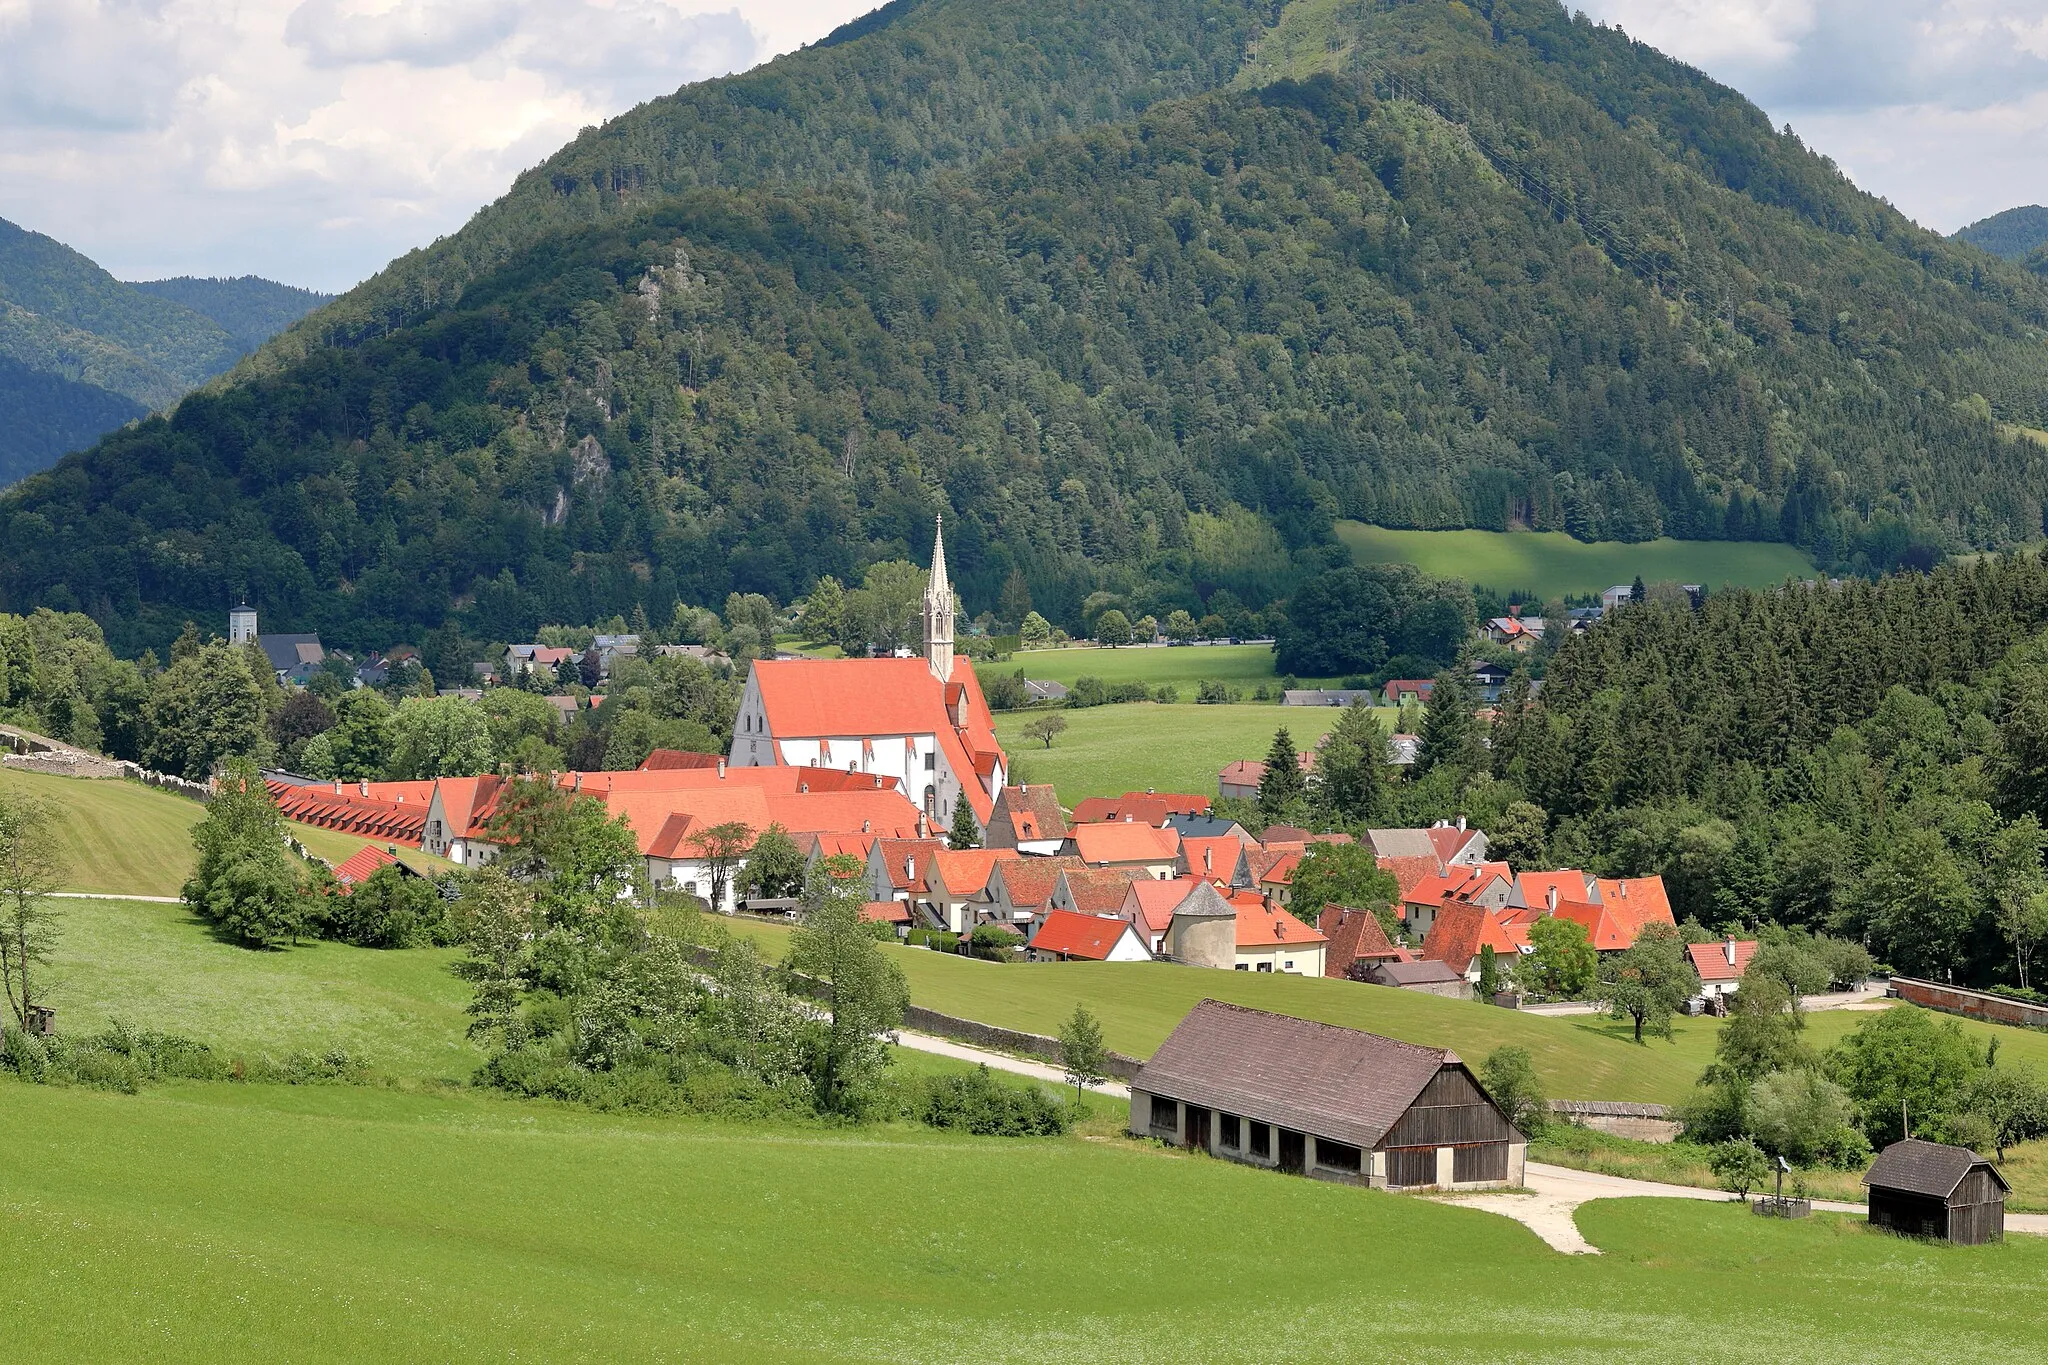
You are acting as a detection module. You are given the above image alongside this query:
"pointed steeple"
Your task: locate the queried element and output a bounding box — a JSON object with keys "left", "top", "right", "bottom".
{"left": 923, "top": 514, "right": 955, "bottom": 683}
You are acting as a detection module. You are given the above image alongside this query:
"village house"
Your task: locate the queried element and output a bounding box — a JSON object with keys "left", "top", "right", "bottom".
{"left": 1071, "top": 791, "right": 1210, "bottom": 826}
{"left": 1420, "top": 901, "right": 1532, "bottom": 984}
{"left": 1317, "top": 905, "right": 1411, "bottom": 979}
{"left": 728, "top": 518, "right": 1009, "bottom": 829}
{"left": 1281, "top": 689, "right": 1375, "bottom": 707}
{"left": 1178, "top": 835, "right": 1254, "bottom": 888}
{"left": 1688, "top": 938, "right": 1757, "bottom": 998}
{"left": 1366, "top": 822, "right": 1490, "bottom": 870}
{"left": 1166, "top": 812, "right": 1251, "bottom": 842}
{"left": 1217, "top": 749, "right": 1312, "bottom": 801}
{"left": 1122, "top": 877, "right": 1207, "bottom": 954}
{"left": 1399, "top": 861, "right": 1517, "bottom": 938}
{"left": 1251, "top": 849, "right": 1300, "bottom": 909}
{"left": 1130, "top": 1001, "right": 1526, "bottom": 1189}
{"left": 1469, "top": 660, "right": 1513, "bottom": 704}
{"left": 1359, "top": 959, "right": 1470, "bottom": 998}
{"left": 1048, "top": 866, "right": 1144, "bottom": 925}
{"left": 921, "top": 848, "right": 1023, "bottom": 934}
{"left": 1484, "top": 613, "right": 1545, "bottom": 652}
{"left": 1381, "top": 679, "right": 1433, "bottom": 709}
{"left": 864, "top": 837, "right": 948, "bottom": 909}
{"left": 504, "top": 643, "right": 576, "bottom": 682}
{"left": 1864, "top": 1139, "right": 2009, "bottom": 1244}
{"left": 1232, "top": 898, "right": 1327, "bottom": 975}
{"left": 1026, "top": 909, "right": 1153, "bottom": 963}
{"left": 984, "top": 783, "right": 1068, "bottom": 855}
{"left": 985, "top": 855, "right": 1087, "bottom": 929}
{"left": 1068, "top": 820, "right": 1181, "bottom": 878}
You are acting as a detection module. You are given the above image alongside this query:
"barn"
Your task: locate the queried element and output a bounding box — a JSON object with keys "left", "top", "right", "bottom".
{"left": 1128, "top": 999, "right": 1525, "bottom": 1189}
{"left": 1863, "top": 1138, "right": 2008, "bottom": 1245}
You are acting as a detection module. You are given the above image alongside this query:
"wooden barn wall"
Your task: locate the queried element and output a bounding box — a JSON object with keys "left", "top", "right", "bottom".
{"left": 1381, "top": 1066, "right": 1513, "bottom": 1149}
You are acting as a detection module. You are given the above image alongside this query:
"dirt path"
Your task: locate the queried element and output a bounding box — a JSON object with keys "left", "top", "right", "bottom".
{"left": 892, "top": 1028, "right": 1130, "bottom": 1099}
{"left": 1441, "top": 1162, "right": 2044, "bottom": 1253}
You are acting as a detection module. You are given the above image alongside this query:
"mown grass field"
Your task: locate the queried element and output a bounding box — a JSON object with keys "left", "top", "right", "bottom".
{"left": 1337, "top": 522, "right": 1817, "bottom": 597}
{"left": 2, "top": 1079, "right": 2043, "bottom": 1362}
{"left": 0, "top": 766, "right": 452, "bottom": 897}
{"left": 47, "top": 894, "right": 475, "bottom": 1081}
{"left": 996, "top": 701, "right": 1371, "bottom": 802}
{"left": 992, "top": 641, "right": 1296, "bottom": 693}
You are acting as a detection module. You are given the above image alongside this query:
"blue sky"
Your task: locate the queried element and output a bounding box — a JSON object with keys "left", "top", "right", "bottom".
{"left": 0, "top": 0, "right": 2041, "bottom": 294}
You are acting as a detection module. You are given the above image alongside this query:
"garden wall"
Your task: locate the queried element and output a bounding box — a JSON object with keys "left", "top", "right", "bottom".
{"left": 1890, "top": 977, "right": 2048, "bottom": 1030}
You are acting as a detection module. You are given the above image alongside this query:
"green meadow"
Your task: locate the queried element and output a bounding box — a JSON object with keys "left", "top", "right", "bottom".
{"left": 995, "top": 642, "right": 1292, "bottom": 692}
{"left": 1337, "top": 522, "right": 1817, "bottom": 598}
{"left": 996, "top": 701, "right": 1376, "bottom": 803}
{"left": 3, "top": 1079, "right": 2044, "bottom": 1362}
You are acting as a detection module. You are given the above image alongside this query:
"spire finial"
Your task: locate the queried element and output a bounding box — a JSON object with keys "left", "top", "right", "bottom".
{"left": 924, "top": 514, "right": 954, "bottom": 681}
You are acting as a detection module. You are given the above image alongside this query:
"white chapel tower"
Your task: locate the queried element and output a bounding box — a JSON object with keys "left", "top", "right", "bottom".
{"left": 923, "top": 515, "right": 954, "bottom": 682}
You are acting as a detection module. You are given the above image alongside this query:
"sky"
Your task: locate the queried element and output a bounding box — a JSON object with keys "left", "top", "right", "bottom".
{"left": 0, "top": 0, "right": 2043, "bottom": 295}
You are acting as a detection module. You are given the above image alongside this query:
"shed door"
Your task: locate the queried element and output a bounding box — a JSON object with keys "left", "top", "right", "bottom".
{"left": 1385, "top": 1147, "right": 1437, "bottom": 1188}
{"left": 1185, "top": 1106, "right": 1210, "bottom": 1152}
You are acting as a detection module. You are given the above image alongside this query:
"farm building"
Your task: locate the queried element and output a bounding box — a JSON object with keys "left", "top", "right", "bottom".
{"left": 1863, "top": 1139, "right": 2008, "bottom": 1244}
{"left": 1129, "top": 1000, "right": 1525, "bottom": 1189}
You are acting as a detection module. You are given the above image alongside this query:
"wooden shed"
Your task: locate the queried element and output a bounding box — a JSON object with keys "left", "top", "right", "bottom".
{"left": 1863, "top": 1138, "right": 2008, "bottom": 1245}
{"left": 1128, "top": 999, "right": 1524, "bottom": 1189}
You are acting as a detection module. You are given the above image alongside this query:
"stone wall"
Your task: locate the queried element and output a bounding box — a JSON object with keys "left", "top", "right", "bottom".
{"left": 1891, "top": 976, "right": 2048, "bottom": 1030}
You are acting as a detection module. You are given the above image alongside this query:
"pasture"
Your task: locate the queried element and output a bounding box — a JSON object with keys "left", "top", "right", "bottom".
{"left": 994, "top": 641, "right": 1291, "bottom": 693}
{"left": 0, "top": 765, "right": 453, "bottom": 897}
{"left": 996, "top": 701, "right": 1368, "bottom": 802}
{"left": 2, "top": 1079, "right": 2043, "bottom": 1362}
{"left": 1337, "top": 522, "right": 1817, "bottom": 598}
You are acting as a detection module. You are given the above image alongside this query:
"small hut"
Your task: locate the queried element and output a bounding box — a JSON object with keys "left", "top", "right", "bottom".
{"left": 1863, "top": 1138, "right": 2008, "bottom": 1245}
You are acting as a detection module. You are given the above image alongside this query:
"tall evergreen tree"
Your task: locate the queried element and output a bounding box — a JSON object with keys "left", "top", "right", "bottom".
{"left": 1417, "top": 668, "right": 1478, "bottom": 776}
{"left": 1257, "top": 726, "right": 1307, "bottom": 822}
{"left": 1314, "top": 699, "right": 1389, "bottom": 825}
{"left": 948, "top": 793, "right": 980, "bottom": 850}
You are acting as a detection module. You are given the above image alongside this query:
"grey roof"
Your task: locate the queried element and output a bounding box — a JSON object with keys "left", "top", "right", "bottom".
{"left": 1024, "top": 679, "right": 1069, "bottom": 700}
{"left": 1863, "top": 1138, "right": 2009, "bottom": 1199}
{"left": 1168, "top": 880, "right": 1237, "bottom": 920}
{"left": 1167, "top": 813, "right": 1244, "bottom": 839}
{"left": 255, "top": 633, "right": 322, "bottom": 673}
{"left": 1366, "top": 828, "right": 1438, "bottom": 860}
{"left": 1283, "top": 689, "right": 1372, "bottom": 706}
{"left": 1369, "top": 960, "right": 1462, "bottom": 986}
{"left": 1133, "top": 1000, "right": 1457, "bottom": 1152}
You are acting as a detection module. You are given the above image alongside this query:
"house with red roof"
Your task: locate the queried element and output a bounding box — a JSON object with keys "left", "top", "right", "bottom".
{"left": 271, "top": 779, "right": 434, "bottom": 848}
{"left": 1068, "top": 821, "right": 1181, "bottom": 878}
{"left": 1420, "top": 902, "right": 1532, "bottom": 983}
{"left": 1026, "top": 909, "right": 1152, "bottom": 963}
{"left": 985, "top": 783, "right": 1067, "bottom": 855}
{"left": 859, "top": 900, "right": 914, "bottom": 930}
{"left": 1317, "top": 905, "right": 1412, "bottom": 980}
{"left": 1217, "top": 751, "right": 1313, "bottom": 801}
{"left": 1400, "top": 861, "right": 1518, "bottom": 938}
{"left": 1382, "top": 679, "right": 1434, "bottom": 708}
{"left": 639, "top": 750, "right": 724, "bottom": 771}
{"left": 985, "top": 855, "right": 1086, "bottom": 928}
{"left": 1050, "top": 866, "right": 1144, "bottom": 923}
{"left": 1232, "top": 899, "right": 1328, "bottom": 976}
{"left": 864, "top": 837, "right": 948, "bottom": 909}
{"left": 1121, "top": 877, "right": 1207, "bottom": 953}
{"left": 1072, "top": 791, "right": 1210, "bottom": 825}
{"left": 1253, "top": 849, "right": 1302, "bottom": 910}
{"left": 1177, "top": 836, "right": 1253, "bottom": 889}
{"left": 922, "top": 847, "right": 1022, "bottom": 934}
{"left": 330, "top": 843, "right": 399, "bottom": 889}
{"left": 803, "top": 832, "right": 880, "bottom": 874}
{"left": 1688, "top": 938, "right": 1757, "bottom": 997}
{"left": 728, "top": 519, "right": 1008, "bottom": 831}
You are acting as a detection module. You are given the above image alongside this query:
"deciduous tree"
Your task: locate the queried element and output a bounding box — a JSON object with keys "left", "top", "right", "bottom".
{"left": 1600, "top": 923, "right": 1700, "bottom": 1043}
{"left": 1059, "top": 1004, "right": 1108, "bottom": 1099}
{"left": 0, "top": 791, "right": 63, "bottom": 1028}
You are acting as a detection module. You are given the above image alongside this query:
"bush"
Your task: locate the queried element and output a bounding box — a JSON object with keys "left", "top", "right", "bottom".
{"left": 1479, "top": 1045, "right": 1547, "bottom": 1137}
{"left": 1196, "top": 679, "right": 1238, "bottom": 704}
{"left": 967, "top": 924, "right": 1024, "bottom": 961}
{"left": 1152, "top": 684, "right": 1180, "bottom": 704}
{"left": 0, "top": 1023, "right": 371, "bottom": 1093}
{"left": 902, "top": 1064, "right": 1076, "bottom": 1136}
{"left": 906, "top": 929, "right": 960, "bottom": 952}
{"left": 321, "top": 866, "right": 454, "bottom": 948}
{"left": 1709, "top": 1137, "right": 1772, "bottom": 1198}
{"left": 1746, "top": 1069, "right": 1872, "bottom": 1168}
{"left": 1070, "top": 676, "right": 1109, "bottom": 707}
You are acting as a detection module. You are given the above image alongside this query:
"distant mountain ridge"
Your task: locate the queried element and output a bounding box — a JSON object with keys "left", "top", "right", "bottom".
{"left": 8, "top": 0, "right": 2048, "bottom": 655}
{"left": 0, "top": 218, "right": 329, "bottom": 485}
{"left": 1954, "top": 205, "right": 2048, "bottom": 264}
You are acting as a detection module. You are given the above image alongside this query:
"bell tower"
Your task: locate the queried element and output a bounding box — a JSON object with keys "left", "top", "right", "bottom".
{"left": 923, "top": 515, "right": 954, "bottom": 683}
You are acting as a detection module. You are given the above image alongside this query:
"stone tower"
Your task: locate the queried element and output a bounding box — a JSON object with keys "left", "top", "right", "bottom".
{"left": 923, "top": 515, "right": 954, "bottom": 683}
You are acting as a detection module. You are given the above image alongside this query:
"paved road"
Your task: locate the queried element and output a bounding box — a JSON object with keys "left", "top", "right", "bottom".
{"left": 893, "top": 1028, "right": 1130, "bottom": 1099}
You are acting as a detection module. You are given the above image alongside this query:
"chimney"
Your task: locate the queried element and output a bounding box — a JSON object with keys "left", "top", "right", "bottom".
{"left": 1618, "top": 880, "right": 1629, "bottom": 898}
{"left": 862, "top": 819, "right": 871, "bottom": 834}
{"left": 1146, "top": 786, "right": 1155, "bottom": 794}
{"left": 1546, "top": 886, "right": 1558, "bottom": 912}
{"left": 359, "top": 780, "right": 368, "bottom": 797}
{"left": 1124, "top": 813, "right": 1133, "bottom": 823}
{"left": 1457, "top": 816, "right": 1466, "bottom": 832}
{"left": 872, "top": 774, "right": 881, "bottom": 789}
{"left": 905, "top": 855, "right": 916, "bottom": 885}
{"left": 1203, "top": 848, "right": 1213, "bottom": 873}
{"left": 572, "top": 773, "right": 583, "bottom": 793}
{"left": 1725, "top": 937, "right": 1738, "bottom": 967}
{"left": 799, "top": 782, "right": 809, "bottom": 793}
{"left": 333, "top": 780, "right": 342, "bottom": 795}
{"left": 717, "top": 758, "right": 727, "bottom": 778}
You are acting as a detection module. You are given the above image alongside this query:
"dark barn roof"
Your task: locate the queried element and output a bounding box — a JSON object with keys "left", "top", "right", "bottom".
{"left": 1863, "top": 1139, "right": 2010, "bottom": 1199}
{"left": 1369, "top": 960, "right": 1463, "bottom": 986}
{"left": 1132, "top": 1000, "right": 1471, "bottom": 1151}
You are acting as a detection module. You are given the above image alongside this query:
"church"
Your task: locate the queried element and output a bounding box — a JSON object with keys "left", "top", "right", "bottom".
{"left": 728, "top": 519, "right": 1009, "bottom": 830}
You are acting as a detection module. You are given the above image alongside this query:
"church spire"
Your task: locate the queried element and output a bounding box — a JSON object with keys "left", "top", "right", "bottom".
{"left": 923, "top": 514, "right": 954, "bottom": 683}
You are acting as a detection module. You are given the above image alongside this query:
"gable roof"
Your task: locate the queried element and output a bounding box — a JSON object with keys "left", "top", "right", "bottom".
{"left": 1167, "top": 813, "right": 1247, "bottom": 841}
{"left": 926, "top": 847, "right": 1020, "bottom": 897}
{"left": 1255, "top": 851, "right": 1302, "bottom": 887}
{"left": 1057, "top": 866, "right": 1143, "bottom": 914}
{"left": 860, "top": 900, "right": 913, "bottom": 925}
{"left": 1426, "top": 825, "right": 1482, "bottom": 864}
{"left": 1377, "top": 855, "right": 1444, "bottom": 896}
{"left": 748, "top": 654, "right": 1005, "bottom": 820}
{"left": 1071, "top": 821, "right": 1180, "bottom": 865}
{"left": 1237, "top": 900, "right": 1327, "bottom": 949}
{"left": 1133, "top": 1001, "right": 1482, "bottom": 1152}
{"left": 331, "top": 844, "right": 398, "bottom": 887}
{"left": 1687, "top": 939, "right": 1758, "bottom": 983}
{"left": 993, "top": 784, "right": 1067, "bottom": 842}
{"left": 639, "top": 749, "right": 724, "bottom": 770}
{"left": 1180, "top": 836, "right": 1245, "bottom": 882}
{"left": 1029, "top": 909, "right": 1147, "bottom": 961}
{"left": 990, "top": 855, "right": 1086, "bottom": 910}
{"left": 1368, "top": 959, "right": 1463, "bottom": 986}
{"left": 1596, "top": 876, "right": 1675, "bottom": 935}
{"left": 1863, "top": 1138, "right": 2009, "bottom": 1198}
{"left": 1420, "top": 902, "right": 1527, "bottom": 974}
{"left": 807, "top": 832, "right": 879, "bottom": 866}
{"left": 1317, "top": 905, "right": 1406, "bottom": 978}
{"left": 1366, "top": 828, "right": 1441, "bottom": 862}
{"left": 1125, "top": 877, "right": 1203, "bottom": 936}
{"left": 1517, "top": 870, "right": 1599, "bottom": 910}
{"left": 874, "top": 838, "right": 948, "bottom": 893}
{"left": 1550, "top": 898, "right": 1635, "bottom": 952}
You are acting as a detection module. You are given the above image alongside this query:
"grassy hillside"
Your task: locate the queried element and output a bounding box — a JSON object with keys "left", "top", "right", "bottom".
{"left": 0, "top": 767, "right": 451, "bottom": 896}
{"left": 46, "top": 895, "right": 474, "bottom": 1081}
{"left": 997, "top": 642, "right": 1293, "bottom": 693}
{"left": 15, "top": 1, "right": 2048, "bottom": 652}
{"left": 3, "top": 1081, "right": 2043, "bottom": 1361}
{"left": 1338, "top": 523, "right": 1817, "bottom": 598}
{"left": 997, "top": 702, "right": 1356, "bottom": 802}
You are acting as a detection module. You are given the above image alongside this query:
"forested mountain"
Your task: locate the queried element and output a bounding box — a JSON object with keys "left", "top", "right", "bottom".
{"left": 1955, "top": 206, "right": 2048, "bottom": 266}
{"left": 0, "top": 218, "right": 327, "bottom": 486}
{"left": 9, "top": 0, "right": 2048, "bottom": 654}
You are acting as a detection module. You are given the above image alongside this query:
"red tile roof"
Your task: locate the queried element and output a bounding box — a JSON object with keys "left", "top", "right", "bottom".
{"left": 990, "top": 856, "right": 1086, "bottom": 911}
{"left": 331, "top": 844, "right": 398, "bottom": 888}
{"left": 639, "top": 749, "right": 724, "bottom": 770}
{"left": 1597, "top": 877, "right": 1676, "bottom": 936}
{"left": 1688, "top": 939, "right": 1758, "bottom": 983}
{"left": 1073, "top": 792, "right": 1210, "bottom": 824}
{"left": 860, "top": 900, "right": 913, "bottom": 925}
{"left": 1237, "top": 900, "right": 1328, "bottom": 950}
{"left": 1316, "top": 905, "right": 1407, "bottom": 978}
{"left": 1517, "top": 870, "right": 1597, "bottom": 910}
{"left": 1256, "top": 851, "right": 1302, "bottom": 887}
{"left": 1420, "top": 902, "right": 1526, "bottom": 974}
{"left": 926, "top": 847, "right": 1020, "bottom": 897}
{"left": 1029, "top": 909, "right": 1145, "bottom": 961}
{"left": 1058, "top": 866, "right": 1143, "bottom": 914}
{"left": 1124, "top": 877, "right": 1204, "bottom": 937}
{"left": 1377, "top": 855, "right": 1443, "bottom": 897}
{"left": 874, "top": 838, "right": 948, "bottom": 893}
{"left": 1551, "top": 899, "right": 1635, "bottom": 952}
{"left": 270, "top": 782, "right": 429, "bottom": 847}
{"left": 1180, "top": 836, "right": 1244, "bottom": 882}
{"left": 1071, "top": 821, "right": 1180, "bottom": 866}
{"left": 749, "top": 655, "right": 1005, "bottom": 820}
{"left": 993, "top": 784, "right": 1067, "bottom": 843}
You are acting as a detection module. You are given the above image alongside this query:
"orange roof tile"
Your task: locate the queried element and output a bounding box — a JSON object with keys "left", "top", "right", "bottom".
{"left": 1180, "top": 836, "right": 1243, "bottom": 881}
{"left": 1517, "top": 870, "right": 1598, "bottom": 910}
{"left": 1257, "top": 851, "right": 1302, "bottom": 886}
{"left": 991, "top": 856, "right": 1086, "bottom": 910}
{"left": 1029, "top": 910, "right": 1145, "bottom": 961}
{"left": 1059, "top": 866, "right": 1143, "bottom": 914}
{"left": 1377, "top": 855, "right": 1443, "bottom": 897}
{"left": 926, "top": 847, "right": 1020, "bottom": 896}
{"left": 860, "top": 900, "right": 913, "bottom": 925}
{"left": 874, "top": 838, "right": 949, "bottom": 893}
{"left": 1420, "top": 902, "right": 1524, "bottom": 974}
{"left": 331, "top": 844, "right": 398, "bottom": 887}
{"left": 1237, "top": 901, "right": 1328, "bottom": 950}
{"left": 1071, "top": 821, "right": 1180, "bottom": 866}
{"left": 1316, "top": 905, "right": 1406, "bottom": 978}
{"left": 1124, "top": 877, "right": 1203, "bottom": 936}
{"left": 994, "top": 784, "right": 1067, "bottom": 842}
{"left": 1597, "top": 877, "right": 1676, "bottom": 936}
{"left": 1688, "top": 939, "right": 1758, "bottom": 983}
{"left": 1551, "top": 899, "right": 1634, "bottom": 952}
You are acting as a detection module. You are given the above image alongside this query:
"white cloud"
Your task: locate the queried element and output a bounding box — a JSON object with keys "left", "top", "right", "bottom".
{"left": 1580, "top": 0, "right": 2048, "bottom": 229}
{"left": 0, "top": 0, "right": 851, "bottom": 292}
